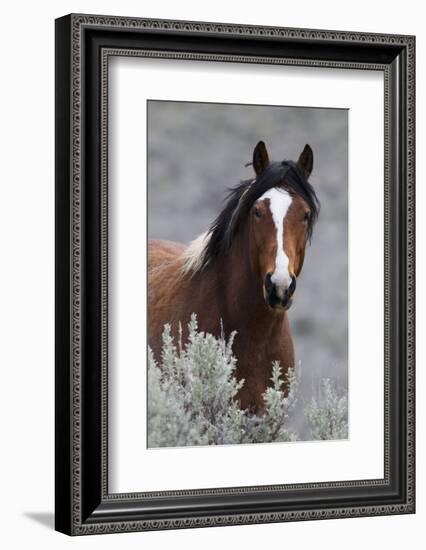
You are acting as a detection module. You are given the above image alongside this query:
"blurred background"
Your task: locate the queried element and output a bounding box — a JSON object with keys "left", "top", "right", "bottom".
{"left": 147, "top": 100, "right": 348, "bottom": 438}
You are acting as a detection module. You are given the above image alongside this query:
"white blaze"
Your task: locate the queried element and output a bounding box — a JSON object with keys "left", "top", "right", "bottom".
{"left": 259, "top": 188, "right": 293, "bottom": 298}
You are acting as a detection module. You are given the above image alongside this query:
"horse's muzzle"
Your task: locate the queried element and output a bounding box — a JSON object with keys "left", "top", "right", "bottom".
{"left": 264, "top": 273, "right": 296, "bottom": 311}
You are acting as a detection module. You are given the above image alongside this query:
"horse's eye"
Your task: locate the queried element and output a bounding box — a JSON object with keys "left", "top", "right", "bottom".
{"left": 253, "top": 206, "right": 262, "bottom": 219}
{"left": 303, "top": 211, "right": 311, "bottom": 223}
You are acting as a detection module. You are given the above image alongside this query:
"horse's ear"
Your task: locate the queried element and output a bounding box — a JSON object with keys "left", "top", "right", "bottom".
{"left": 253, "top": 141, "right": 270, "bottom": 176}
{"left": 297, "top": 144, "right": 314, "bottom": 179}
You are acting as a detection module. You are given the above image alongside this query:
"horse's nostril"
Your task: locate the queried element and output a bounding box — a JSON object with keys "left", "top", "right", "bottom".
{"left": 264, "top": 272, "right": 273, "bottom": 293}
{"left": 288, "top": 275, "right": 297, "bottom": 296}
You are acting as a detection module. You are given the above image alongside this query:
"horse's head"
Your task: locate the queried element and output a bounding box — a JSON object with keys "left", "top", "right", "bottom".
{"left": 248, "top": 141, "right": 318, "bottom": 312}
{"left": 182, "top": 140, "right": 319, "bottom": 313}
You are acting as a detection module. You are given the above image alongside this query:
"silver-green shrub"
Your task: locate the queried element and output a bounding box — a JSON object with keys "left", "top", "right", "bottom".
{"left": 305, "top": 378, "right": 349, "bottom": 440}
{"left": 148, "top": 314, "right": 347, "bottom": 447}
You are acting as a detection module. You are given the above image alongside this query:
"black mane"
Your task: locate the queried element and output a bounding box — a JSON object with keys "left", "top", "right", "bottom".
{"left": 198, "top": 160, "right": 320, "bottom": 272}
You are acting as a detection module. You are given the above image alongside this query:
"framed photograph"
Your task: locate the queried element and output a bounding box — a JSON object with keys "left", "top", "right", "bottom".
{"left": 55, "top": 14, "right": 415, "bottom": 535}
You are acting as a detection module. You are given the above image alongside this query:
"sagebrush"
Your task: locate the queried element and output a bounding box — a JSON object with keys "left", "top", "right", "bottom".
{"left": 148, "top": 314, "right": 348, "bottom": 447}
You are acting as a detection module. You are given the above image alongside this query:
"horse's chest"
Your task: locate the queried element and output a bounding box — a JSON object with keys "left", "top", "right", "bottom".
{"left": 233, "top": 327, "right": 292, "bottom": 369}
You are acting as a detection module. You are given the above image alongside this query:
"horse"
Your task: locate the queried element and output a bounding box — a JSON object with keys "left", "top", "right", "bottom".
{"left": 148, "top": 141, "right": 319, "bottom": 411}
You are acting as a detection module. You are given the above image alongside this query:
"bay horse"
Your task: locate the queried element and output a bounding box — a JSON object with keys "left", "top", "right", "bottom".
{"left": 148, "top": 141, "right": 319, "bottom": 411}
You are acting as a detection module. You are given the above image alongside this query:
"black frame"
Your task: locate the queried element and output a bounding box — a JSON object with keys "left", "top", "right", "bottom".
{"left": 55, "top": 14, "right": 415, "bottom": 535}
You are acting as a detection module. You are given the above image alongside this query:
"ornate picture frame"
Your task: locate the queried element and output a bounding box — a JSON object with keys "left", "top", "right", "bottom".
{"left": 55, "top": 13, "right": 415, "bottom": 535}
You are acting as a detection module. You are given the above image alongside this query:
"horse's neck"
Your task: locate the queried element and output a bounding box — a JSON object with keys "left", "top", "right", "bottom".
{"left": 194, "top": 238, "right": 287, "bottom": 341}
